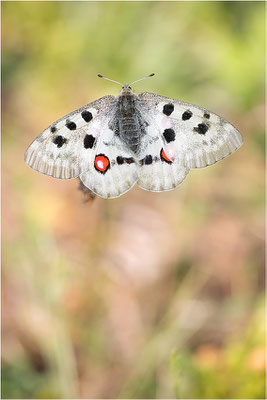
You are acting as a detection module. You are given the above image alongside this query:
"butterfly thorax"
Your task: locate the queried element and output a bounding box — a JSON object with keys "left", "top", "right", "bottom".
{"left": 110, "top": 92, "right": 145, "bottom": 155}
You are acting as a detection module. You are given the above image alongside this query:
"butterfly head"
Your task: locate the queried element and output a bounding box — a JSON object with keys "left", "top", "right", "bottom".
{"left": 97, "top": 73, "right": 155, "bottom": 94}
{"left": 121, "top": 84, "right": 133, "bottom": 93}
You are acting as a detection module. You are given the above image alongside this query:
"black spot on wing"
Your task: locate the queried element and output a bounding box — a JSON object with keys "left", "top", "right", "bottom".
{"left": 163, "top": 103, "right": 174, "bottom": 116}
{"left": 204, "top": 112, "right": 210, "bottom": 119}
{"left": 144, "top": 155, "right": 153, "bottom": 165}
{"left": 84, "top": 134, "right": 95, "bottom": 149}
{"left": 116, "top": 156, "right": 124, "bottom": 165}
{"left": 194, "top": 123, "right": 209, "bottom": 135}
{"left": 140, "top": 155, "right": 153, "bottom": 165}
{"left": 182, "top": 110, "right": 192, "bottom": 120}
{"left": 66, "top": 120, "right": 77, "bottom": 130}
{"left": 163, "top": 128, "right": 175, "bottom": 143}
{"left": 81, "top": 110, "right": 93, "bottom": 122}
{"left": 116, "top": 156, "right": 135, "bottom": 165}
{"left": 125, "top": 158, "right": 135, "bottom": 164}
{"left": 50, "top": 126, "right": 57, "bottom": 133}
{"left": 53, "top": 135, "right": 67, "bottom": 148}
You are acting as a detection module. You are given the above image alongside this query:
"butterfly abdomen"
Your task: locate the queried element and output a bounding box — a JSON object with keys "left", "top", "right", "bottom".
{"left": 119, "top": 117, "right": 141, "bottom": 153}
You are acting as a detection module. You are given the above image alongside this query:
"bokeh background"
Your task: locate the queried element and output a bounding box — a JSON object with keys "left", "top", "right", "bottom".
{"left": 2, "top": 1, "right": 265, "bottom": 399}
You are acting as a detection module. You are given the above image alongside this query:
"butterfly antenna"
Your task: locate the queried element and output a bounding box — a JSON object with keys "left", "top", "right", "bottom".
{"left": 97, "top": 74, "right": 123, "bottom": 87}
{"left": 129, "top": 73, "right": 155, "bottom": 86}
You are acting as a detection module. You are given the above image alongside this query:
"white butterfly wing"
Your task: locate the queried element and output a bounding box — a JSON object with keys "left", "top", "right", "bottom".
{"left": 80, "top": 128, "right": 140, "bottom": 199}
{"left": 136, "top": 123, "right": 190, "bottom": 192}
{"left": 139, "top": 92, "right": 243, "bottom": 169}
{"left": 24, "top": 95, "right": 114, "bottom": 179}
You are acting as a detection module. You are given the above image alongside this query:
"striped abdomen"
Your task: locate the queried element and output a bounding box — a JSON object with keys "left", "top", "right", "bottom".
{"left": 119, "top": 117, "right": 141, "bottom": 154}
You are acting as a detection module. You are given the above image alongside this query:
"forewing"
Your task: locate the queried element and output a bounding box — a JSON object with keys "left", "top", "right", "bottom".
{"left": 80, "top": 129, "right": 140, "bottom": 199}
{"left": 24, "top": 95, "right": 115, "bottom": 179}
{"left": 138, "top": 92, "right": 243, "bottom": 169}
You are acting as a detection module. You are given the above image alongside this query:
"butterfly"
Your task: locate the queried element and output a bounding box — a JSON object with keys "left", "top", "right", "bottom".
{"left": 24, "top": 74, "right": 243, "bottom": 199}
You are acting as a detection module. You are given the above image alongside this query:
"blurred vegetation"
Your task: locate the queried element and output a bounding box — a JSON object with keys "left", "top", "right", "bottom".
{"left": 2, "top": 1, "right": 265, "bottom": 399}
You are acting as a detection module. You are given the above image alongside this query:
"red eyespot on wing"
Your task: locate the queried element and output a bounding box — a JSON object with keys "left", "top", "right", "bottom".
{"left": 160, "top": 148, "right": 173, "bottom": 164}
{"left": 94, "top": 154, "right": 110, "bottom": 173}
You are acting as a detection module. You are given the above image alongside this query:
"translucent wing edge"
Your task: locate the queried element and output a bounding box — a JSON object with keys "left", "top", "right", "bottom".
{"left": 185, "top": 125, "right": 243, "bottom": 169}
{"left": 24, "top": 141, "right": 80, "bottom": 179}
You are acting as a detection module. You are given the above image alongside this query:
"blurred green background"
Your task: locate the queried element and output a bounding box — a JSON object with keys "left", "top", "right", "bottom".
{"left": 2, "top": 1, "right": 265, "bottom": 399}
